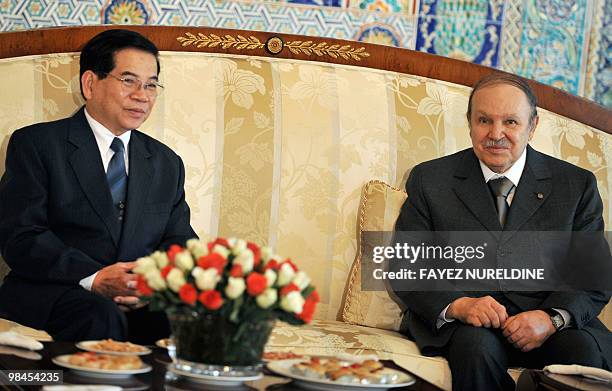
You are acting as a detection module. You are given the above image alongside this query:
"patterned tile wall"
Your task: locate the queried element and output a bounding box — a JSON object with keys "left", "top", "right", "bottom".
{"left": 0, "top": 0, "right": 609, "bottom": 109}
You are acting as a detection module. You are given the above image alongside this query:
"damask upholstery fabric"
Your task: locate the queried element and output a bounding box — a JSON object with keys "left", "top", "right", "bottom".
{"left": 0, "top": 52, "right": 610, "bottom": 323}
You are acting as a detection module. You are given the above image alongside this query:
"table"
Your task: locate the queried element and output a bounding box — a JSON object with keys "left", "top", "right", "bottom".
{"left": 0, "top": 342, "right": 442, "bottom": 390}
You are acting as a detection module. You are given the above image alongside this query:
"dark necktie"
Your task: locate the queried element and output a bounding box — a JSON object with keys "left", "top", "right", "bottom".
{"left": 107, "top": 138, "right": 127, "bottom": 212}
{"left": 488, "top": 177, "right": 514, "bottom": 228}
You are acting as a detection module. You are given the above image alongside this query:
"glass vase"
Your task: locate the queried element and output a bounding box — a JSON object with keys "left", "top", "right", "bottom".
{"left": 167, "top": 310, "right": 274, "bottom": 377}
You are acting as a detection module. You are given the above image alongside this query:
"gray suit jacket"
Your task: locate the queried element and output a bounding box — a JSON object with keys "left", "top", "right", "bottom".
{"left": 393, "top": 145, "right": 611, "bottom": 361}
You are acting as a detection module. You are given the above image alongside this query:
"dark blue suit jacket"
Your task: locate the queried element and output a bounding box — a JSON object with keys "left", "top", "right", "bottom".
{"left": 393, "top": 146, "right": 611, "bottom": 362}
{"left": 0, "top": 107, "right": 196, "bottom": 328}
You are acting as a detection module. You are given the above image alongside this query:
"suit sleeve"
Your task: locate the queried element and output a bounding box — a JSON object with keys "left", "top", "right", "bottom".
{"left": 0, "top": 130, "right": 101, "bottom": 284}
{"left": 391, "top": 165, "right": 464, "bottom": 333}
{"left": 538, "top": 171, "right": 610, "bottom": 328}
{"left": 157, "top": 155, "right": 197, "bottom": 249}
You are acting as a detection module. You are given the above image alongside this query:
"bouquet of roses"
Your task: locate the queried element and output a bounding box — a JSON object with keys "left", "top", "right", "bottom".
{"left": 132, "top": 237, "right": 319, "bottom": 325}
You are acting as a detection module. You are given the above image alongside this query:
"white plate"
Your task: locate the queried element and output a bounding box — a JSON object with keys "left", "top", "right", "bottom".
{"left": 155, "top": 338, "right": 170, "bottom": 349}
{"left": 77, "top": 340, "right": 152, "bottom": 356}
{"left": 52, "top": 354, "right": 152, "bottom": 378}
{"left": 167, "top": 365, "right": 263, "bottom": 387}
{"left": 266, "top": 359, "right": 416, "bottom": 391}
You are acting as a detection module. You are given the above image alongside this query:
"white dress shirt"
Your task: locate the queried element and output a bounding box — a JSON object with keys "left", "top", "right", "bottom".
{"left": 78, "top": 108, "right": 131, "bottom": 291}
{"left": 436, "top": 148, "right": 571, "bottom": 329}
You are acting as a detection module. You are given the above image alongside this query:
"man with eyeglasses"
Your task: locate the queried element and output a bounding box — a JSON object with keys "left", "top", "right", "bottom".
{"left": 0, "top": 29, "right": 196, "bottom": 343}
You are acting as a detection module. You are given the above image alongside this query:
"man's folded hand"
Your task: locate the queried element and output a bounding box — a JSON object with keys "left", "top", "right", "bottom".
{"left": 447, "top": 296, "right": 508, "bottom": 328}
{"left": 91, "top": 261, "right": 139, "bottom": 298}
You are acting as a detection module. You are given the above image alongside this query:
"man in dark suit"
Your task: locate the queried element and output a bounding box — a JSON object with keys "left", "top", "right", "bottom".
{"left": 393, "top": 74, "right": 611, "bottom": 390}
{"left": 0, "top": 29, "right": 196, "bottom": 343}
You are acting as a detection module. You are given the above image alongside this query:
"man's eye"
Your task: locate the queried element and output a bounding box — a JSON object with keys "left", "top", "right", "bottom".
{"left": 506, "top": 119, "right": 517, "bottom": 125}
{"left": 122, "top": 78, "right": 138, "bottom": 87}
{"left": 478, "top": 117, "right": 489, "bottom": 124}
{"left": 144, "top": 83, "right": 158, "bottom": 91}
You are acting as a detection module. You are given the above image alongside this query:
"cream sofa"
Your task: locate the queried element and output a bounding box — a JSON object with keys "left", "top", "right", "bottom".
{"left": 0, "top": 26, "right": 610, "bottom": 390}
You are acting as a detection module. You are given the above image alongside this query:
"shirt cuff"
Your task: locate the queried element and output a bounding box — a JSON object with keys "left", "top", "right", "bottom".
{"left": 79, "top": 272, "right": 98, "bottom": 291}
{"left": 436, "top": 303, "right": 456, "bottom": 329}
{"left": 552, "top": 308, "right": 572, "bottom": 329}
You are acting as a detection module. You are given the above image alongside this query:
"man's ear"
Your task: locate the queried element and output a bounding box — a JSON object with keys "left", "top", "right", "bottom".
{"left": 81, "top": 71, "right": 95, "bottom": 100}
{"left": 528, "top": 115, "right": 539, "bottom": 141}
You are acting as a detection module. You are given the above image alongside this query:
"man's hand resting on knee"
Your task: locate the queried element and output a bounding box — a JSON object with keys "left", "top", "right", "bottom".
{"left": 502, "top": 310, "right": 556, "bottom": 352}
{"left": 447, "top": 296, "right": 508, "bottom": 328}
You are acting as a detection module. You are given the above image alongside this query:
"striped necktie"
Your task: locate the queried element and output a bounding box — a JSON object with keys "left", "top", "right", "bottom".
{"left": 107, "top": 138, "right": 127, "bottom": 213}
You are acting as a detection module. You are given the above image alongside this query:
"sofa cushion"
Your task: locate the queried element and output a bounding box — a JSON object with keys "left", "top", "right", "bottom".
{"left": 341, "top": 180, "right": 406, "bottom": 331}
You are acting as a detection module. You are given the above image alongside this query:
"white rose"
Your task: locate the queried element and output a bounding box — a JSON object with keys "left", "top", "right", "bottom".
{"left": 225, "top": 277, "right": 246, "bottom": 299}
{"left": 233, "top": 249, "right": 254, "bottom": 274}
{"left": 144, "top": 269, "right": 166, "bottom": 291}
{"left": 186, "top": 238, "right": 202, "bottom": 250}
{"left": 212, "top": 244, "right": 230, "bottom": 259}
{"left": 151, "top": 251, "right": 170, "bottom": 268}
{"left": 292, "top": 271, "right": 310, "bottom": 290}
{"left": 192, "top": 267, "right": 220, "bottom": 291}
{"left": 280, "top": 291, "right": 305, "bottom": 314}
{"left": 256, "top": 288, "right": 277, "bottom": 309}
{"left": 186, "top": 239, "right": 208, "bottom": 258}
{"left": 174, "top": 250, "right": 194, "bottom": 272}
{"left": 264, "top": 269, "right": 277, "bottom": 287}
{"left": 166, "top": 268, "right": 186, "bottom": 292}
{"left": 260, "top": 246, "right": 273, "bottom": 264}
{"left": 277, "top": 262, "right": 296, "bottom": 286}
{"left": 133, "top": 257, "right": 156, "bottom": 275}
{"left": 231, "top": 239, "right": 247, "bottom": 255}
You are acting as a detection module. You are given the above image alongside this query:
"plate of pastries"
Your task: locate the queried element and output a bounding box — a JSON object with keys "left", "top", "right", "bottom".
{"left": 52, "top": 351, "right": 152, "bottom": 378}
{"left": 267, "top": 356, "right": 416, "bottom": 390}
{"left": 76, "top": 339, "right": 151, "bottom": 355}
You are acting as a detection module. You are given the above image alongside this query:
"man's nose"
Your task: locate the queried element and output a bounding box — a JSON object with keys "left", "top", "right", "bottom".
{"left": 488, "top": 121, "right": 504, "bottom": 140}
{"left": 130, "top": 85, "right": 150, "bottom": 101}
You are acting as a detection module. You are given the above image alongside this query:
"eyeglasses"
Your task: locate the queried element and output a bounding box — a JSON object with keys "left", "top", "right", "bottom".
{"left": 103, "top": 73, "right": 164, "bottom": 97}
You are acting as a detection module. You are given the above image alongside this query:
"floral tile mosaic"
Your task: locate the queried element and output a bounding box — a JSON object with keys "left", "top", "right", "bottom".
{"left": 415, "top": 0, "right": 505, "bottom": 67}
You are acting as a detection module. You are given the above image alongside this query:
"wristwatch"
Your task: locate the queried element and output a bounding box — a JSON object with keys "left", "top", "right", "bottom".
{"left": 545, "top": 309, "right": 565, "bottom": 331}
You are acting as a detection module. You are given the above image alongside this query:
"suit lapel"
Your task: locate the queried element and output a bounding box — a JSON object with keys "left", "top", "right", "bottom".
{"left": 502, "top": 146, "right": 552, "bottom": 241}
{"left": 118, "top": 132, "right": 152, "bottom": 251}
{"left": 67, "top": 108, "right": 121, "bottom": 245}
{"left": 452, "top": 150, "right": 502, "bottom": 236}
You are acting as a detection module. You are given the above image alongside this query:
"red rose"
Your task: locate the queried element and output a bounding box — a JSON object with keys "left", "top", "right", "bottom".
{"left": 229, "top": 264, "right": 243, "bottom": 277}
{"left": 298, "top": 290, "right": 319, "bottom": 323}
{"left": 136, "top": 275, "right": 153, "bottom": 297}
{"left": 246, "top": 272, "right": 267, "bottom": 296}
{"left": 197, "top": 253, "right": 227, "bottom": 274}
{"left": 207, "top": 237, "right": 230, "bottom": 251}
{"left": 282, "top": 259, "right": 298, "bottom": 272}
{"left": 160, "top": 265, "right": 173, "bottom": 279}
{"left": 199, "top": 290, "right": 223, "bottom": 310}
{"left": 280, "top": 283, "right": 300, "bottom": 297}
{"left": 247, "top": 242, "right": 261, "bottom": 267}
{"left": 264, "top": 259, "right": 279, "bottom": 271}
{"left": 179, "top": 283, "right": 197, "bottom": 306}
{"left": 167, "top": 244, "right": 183, "bottom": 262}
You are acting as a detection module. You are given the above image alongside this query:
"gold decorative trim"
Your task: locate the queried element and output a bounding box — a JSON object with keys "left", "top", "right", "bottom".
{"left": 285, "top": 40, "right": 370, "bottom": 61}
{"left": 177, "top": 33, "right": 264, "bottom": 50}
{"left": 265, "top": 36, "right": 284, "bottom": 55}
{"left": 176, "top": 33, "right": 370, "bottom": 62}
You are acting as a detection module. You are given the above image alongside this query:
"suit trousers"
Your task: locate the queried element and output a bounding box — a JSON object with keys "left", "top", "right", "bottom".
{"left": 446, "top": 324, "right": 608, "bottom": 391}
{"left": 44, "top": 287, "right": 170, "bottom": 344}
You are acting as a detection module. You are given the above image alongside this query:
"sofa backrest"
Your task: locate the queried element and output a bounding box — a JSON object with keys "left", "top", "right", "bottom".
{"left": 0, "top": 27, "right": 610, "bottom": 321}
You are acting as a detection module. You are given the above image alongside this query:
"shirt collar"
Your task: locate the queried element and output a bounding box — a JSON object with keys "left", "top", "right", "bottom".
{"left": 84, "top": 107, "right": 131, "bottom": 152}
{"left": 479, "top": 147, "right": 527, "bottom": 187}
